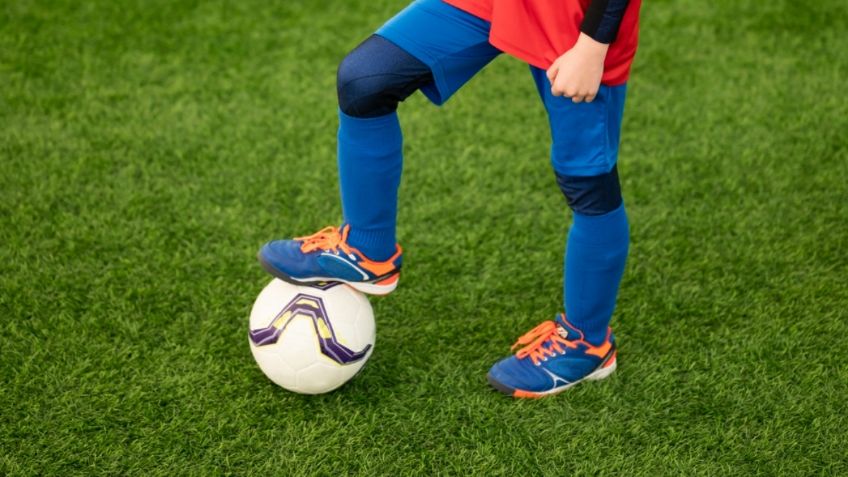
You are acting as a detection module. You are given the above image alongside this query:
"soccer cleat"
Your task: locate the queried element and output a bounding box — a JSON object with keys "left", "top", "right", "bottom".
{"left": 487, "top": 314, "right": 617, "bottom": 398}
{"left": 258, "top": 225, "right": 402, "bottom": 296}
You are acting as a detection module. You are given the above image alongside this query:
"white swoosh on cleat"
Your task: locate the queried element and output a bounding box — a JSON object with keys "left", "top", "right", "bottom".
{"left": 540, "top": 368, "right": 571, "bottom": 388}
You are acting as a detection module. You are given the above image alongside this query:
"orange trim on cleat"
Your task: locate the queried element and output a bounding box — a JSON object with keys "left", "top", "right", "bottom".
{"left": 513, "top": 389, "right": 545, "bottom": 399}
{"left": 585, "top": 340, "right": 613, "bottom": 359}
{"left": 357, "top": 246, "right": 403, "bottom": 276}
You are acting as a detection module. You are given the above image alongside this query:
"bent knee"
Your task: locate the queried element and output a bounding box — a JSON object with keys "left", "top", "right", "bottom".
{"left": 336, "top": 56, "right": 397, "bottom": 118}
{"left": 337, "top": 35, "right": 431, "bottom": 118}
{"left": 555, "top": 165, "right": 623, "bottom": 216}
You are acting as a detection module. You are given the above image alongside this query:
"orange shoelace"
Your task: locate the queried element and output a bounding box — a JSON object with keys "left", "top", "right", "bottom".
{"left": 511, "top": 320, "right": 578, "bottom": 365}
{"left": 296, "top": 226, "right": 353, "bottom": 255}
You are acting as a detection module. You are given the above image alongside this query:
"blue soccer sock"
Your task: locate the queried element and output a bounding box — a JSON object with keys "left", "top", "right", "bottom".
{"left": 337, "top": 110, "right": 402, "bottom": 261}
{"left": 564, "top": 203, "right": 630, "bottom": 345}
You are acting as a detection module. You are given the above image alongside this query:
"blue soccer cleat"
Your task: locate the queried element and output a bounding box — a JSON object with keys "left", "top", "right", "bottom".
{"left": 487, "top": 314, "right": 617, "bottom": 398}
{"left": 258, "top": 225, "right": 402, "bottom": 296}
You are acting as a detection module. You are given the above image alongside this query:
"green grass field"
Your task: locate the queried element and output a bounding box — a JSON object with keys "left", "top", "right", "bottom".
{"left": 2, "top": 0, "right": 847, "bottom": 474}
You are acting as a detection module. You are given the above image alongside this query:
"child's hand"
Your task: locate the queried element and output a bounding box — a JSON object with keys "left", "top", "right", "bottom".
{"left": 546, "top": 33, "right": 609, "bottom": 103}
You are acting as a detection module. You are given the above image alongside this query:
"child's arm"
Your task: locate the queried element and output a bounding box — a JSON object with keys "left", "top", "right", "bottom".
{"left": 547, "top": 0, "right": 631, "bottom": 103}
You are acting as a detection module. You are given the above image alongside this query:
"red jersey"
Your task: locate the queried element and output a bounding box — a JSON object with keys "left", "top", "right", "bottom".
{"left": 443, "top": 0, "right": 641, "bottom": 85}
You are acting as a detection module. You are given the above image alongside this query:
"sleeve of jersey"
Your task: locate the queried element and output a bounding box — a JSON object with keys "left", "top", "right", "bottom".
{"left": 580, "top": 0, "right": 631, "bottom": 44}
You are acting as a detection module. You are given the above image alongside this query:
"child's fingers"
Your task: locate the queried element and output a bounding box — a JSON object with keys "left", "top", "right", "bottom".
{"left": 546, "top": 64, "right": 558, "bottom": 83}
{"left": 549, "top": 72, "right": 566, "bottom": 97}
{"left": 551, "top": 82, "right": 565, "bottom": 97}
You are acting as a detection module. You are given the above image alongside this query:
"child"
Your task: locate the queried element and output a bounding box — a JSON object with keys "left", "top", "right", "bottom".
{"left": 258, "top": 0, "right": 641, "bottom": 398}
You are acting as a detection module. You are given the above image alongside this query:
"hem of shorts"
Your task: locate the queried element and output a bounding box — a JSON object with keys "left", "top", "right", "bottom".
{"left": 373, "top": 32, "right": 449, "bottom": 106}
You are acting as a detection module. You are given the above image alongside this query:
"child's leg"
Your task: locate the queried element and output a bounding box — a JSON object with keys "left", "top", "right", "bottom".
{"left": 531, "top": 67, "right": 630, "bottom": 346}
{"left": 336, "top": 36, "right": 432, "bottom": 261}
{"left": 258, "top": 0, "right": 499, "bottom": 291}
{"left": 561, "top": 172, "right": 629, "bottom": 346}
{"left": 337, "top": 0, "right": 500, "bottom": 260}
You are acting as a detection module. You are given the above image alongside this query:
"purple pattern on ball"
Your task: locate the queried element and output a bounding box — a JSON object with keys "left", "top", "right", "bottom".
{"left": 249, "top": 292, "right": 371, "bottom": 365}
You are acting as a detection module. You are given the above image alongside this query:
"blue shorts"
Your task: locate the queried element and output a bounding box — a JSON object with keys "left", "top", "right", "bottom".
{"left": 377, "top": 0, "right": 627, "bottom": 176}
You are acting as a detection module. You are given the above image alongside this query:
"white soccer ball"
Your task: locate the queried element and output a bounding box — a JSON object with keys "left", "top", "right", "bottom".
{"left": 248, "top": 279, "right": 375, "bottom": 394}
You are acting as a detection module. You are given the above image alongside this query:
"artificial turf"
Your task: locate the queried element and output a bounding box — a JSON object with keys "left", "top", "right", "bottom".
{"left": 2, "top": 0, "right": 847, "bottom": 475}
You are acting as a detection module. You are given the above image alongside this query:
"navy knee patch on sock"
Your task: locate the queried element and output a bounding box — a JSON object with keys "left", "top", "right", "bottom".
{"left": 337, "top": 35, "right": 433, "bottom": 118}
{"left": 555, "top": 165, "right": 623, "bottom": 216}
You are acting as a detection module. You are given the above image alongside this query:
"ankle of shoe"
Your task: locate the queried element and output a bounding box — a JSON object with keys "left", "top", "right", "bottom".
{"left": 347, "top": 226, "right": 396, "bottom": 262}
{"left": 574, "top": 326, "right": 608, "bottom": 347}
